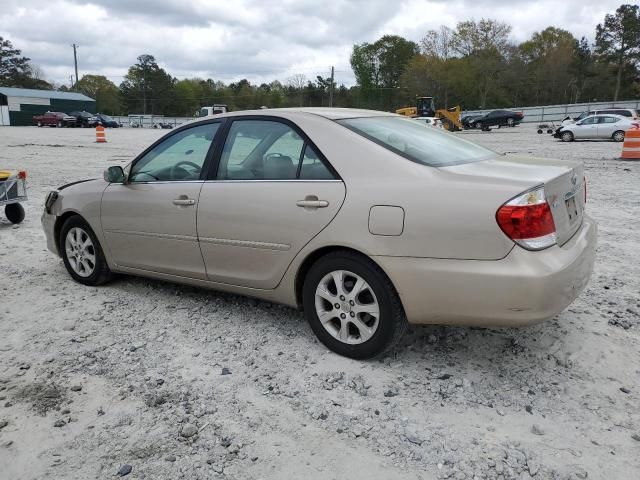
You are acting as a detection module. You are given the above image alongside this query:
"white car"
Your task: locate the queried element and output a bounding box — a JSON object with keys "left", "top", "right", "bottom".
{"left": 562, "top": 108, "right": 640, "bottom": 125}
{"left": 414, "top": 116, "right": 442, "bottom": 128}
{"left": 555, "top": 114, "right": 638, "bottom": 142}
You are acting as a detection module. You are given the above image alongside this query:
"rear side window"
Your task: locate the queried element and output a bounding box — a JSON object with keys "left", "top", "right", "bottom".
{"left": 216, "top": 120, "right": 336, "bottom": 180}
{"left": 598, "top": 116, "right": 619, "bottom": 124}
{"left": 337, "top": 116, "right": 495, "bottom": 167}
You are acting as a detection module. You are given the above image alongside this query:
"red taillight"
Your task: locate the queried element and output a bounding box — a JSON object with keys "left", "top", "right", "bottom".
{"left": 496, "top": 187, "right": 556, "bottom": 250}
{"left": 18, "top": 170, "right": 27, "bottom": 180}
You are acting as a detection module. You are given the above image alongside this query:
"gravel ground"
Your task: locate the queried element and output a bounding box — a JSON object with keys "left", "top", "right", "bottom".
{"left": 0, "top": 124, "right": 639, "bottom": 480}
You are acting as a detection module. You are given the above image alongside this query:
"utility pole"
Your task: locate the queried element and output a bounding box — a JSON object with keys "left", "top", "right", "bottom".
{"left": 71, "top": 44, "right": 79, "bottom": 87}
{"left": 69, "top": 75, "right": 74, "bottom": 89}
{"left": 329, "top": 66, "right": 335, "bottom": 107}
{"left": 142, "top": 72, "right": 147, "bottom": 115}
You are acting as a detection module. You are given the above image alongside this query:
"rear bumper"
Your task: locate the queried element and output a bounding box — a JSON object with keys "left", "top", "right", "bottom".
{"left": 374, "top": 215, "right": 597, "bottom": 326}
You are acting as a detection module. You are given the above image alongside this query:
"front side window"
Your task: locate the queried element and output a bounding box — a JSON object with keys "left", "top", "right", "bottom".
{"left": 337, "top": 116, "right": 496, "bottom": 167}
{"left": 129, "top": 123, "right": 219, "bottom": 182}
{"left": 216, "top": 120, "right": 335, "bottom": 180}
{"left": 580, "top": 117, "right": 597, "bottom": 125}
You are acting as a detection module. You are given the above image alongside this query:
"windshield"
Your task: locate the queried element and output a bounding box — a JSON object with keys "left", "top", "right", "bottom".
{"left": 337, "top": 116, "right": 496, "bottom": 167}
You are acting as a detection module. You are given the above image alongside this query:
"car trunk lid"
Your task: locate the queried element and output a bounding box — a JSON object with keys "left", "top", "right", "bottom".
{"left": 441, "top": 154, "right": 585, "bottom": 247}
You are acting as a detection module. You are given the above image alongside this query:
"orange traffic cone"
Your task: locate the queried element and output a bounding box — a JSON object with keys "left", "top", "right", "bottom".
{"left": 621, "top": 126, "right": 640, "bottom": 160}
{"left": 95, "top": 125, "right": 107, "bottom": 143}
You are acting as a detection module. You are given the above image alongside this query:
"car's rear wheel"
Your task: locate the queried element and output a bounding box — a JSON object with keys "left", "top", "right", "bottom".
{"left": 5, "top": 203, "right": 25, "bottom": 224}
{"left": 507, "top": 117, "right": 515, "bottom": 127}
{"left": 302, "top": 251, "right": 407, "bottom": 359}
{"left": 56, "top": 121, "right": 63, "bottom": 128}
{"left": 561, "top": 131, "right": 574, "bottom": 142}
{"left": 60, "top": 216, "right": 112, "bottom": 286}
{"left": 37, "top": 121, "right": 42, "bottom": 127}
{"left": 612, "top": 130, "right": 625, "bottom": 142}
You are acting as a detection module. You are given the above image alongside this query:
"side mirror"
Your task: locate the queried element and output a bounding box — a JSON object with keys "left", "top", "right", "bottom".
{"left": 104, "top": 166, "right": 126, "bottom": 183}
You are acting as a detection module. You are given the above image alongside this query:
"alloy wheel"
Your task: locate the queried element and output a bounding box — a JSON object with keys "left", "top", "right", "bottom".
{"left": 64, "top": 227, "right": 96, "bottom": 277}
{"left": 314, "top": 270, "right": 380, "bottom": 345}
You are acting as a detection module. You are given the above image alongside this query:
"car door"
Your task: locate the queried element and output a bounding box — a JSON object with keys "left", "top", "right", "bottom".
{"left": 597, "top": 116, "right": 618, "bottom": 138}
{"left": 101, "top": 121, "right": 223, "bottom": 279}
{"left": 573, "top": 116, "right": 598, "bottom": 139}
{"left": 197, "top": 117, "right": 346, "bottom": 289}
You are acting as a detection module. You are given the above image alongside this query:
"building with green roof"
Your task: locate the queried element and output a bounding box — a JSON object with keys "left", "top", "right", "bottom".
{"left": 0, "top": 87, "right": 96, "bottom": 126}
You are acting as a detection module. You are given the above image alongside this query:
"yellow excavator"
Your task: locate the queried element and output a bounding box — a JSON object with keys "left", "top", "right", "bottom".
{"left": 395, "top": 96, "right": 463, "bottom": 132}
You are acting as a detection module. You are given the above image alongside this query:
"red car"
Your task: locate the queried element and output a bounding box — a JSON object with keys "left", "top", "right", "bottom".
{"left": 33, "top": 111, "right": 77, "bottom": 128}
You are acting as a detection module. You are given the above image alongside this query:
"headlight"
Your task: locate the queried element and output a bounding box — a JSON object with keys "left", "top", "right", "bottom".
{"left": 44, "top": 191, "right": 59, "bottom": 214}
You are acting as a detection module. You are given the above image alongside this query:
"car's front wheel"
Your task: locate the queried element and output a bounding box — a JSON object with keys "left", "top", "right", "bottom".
{"left": 302, "top": 251, "right": 407, "bottom": 359}
{"left": 60, "top": 216, "right": 112, "bottom": 286}
{"left": 561, "top": 131, "right": 574, "bottom": 142}
{"left": 612, "top": 130, "right": 625, "bottom": 142}
{"left": 56, "top": 121, "right": 63, "bottom": 128}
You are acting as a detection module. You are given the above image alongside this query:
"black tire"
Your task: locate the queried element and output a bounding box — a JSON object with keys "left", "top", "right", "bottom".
{"left": 507, "top": 117, "right": 515, "bottom": 127}
{"left": 59, "top": 216, "right": 113, "bottom": 286}
{"left": 481, "top": 125, "right": 491, "bottom": 132}
{"left": 57, "top": 121, "right": 63, "bottom": 128}
{"left": 302, "top": 251, "right": 407, "bottom": 359}
{"left": 561, "top": 131, "right": 574, "bottom": 142}
{"left": 547, "top": 129, "right": 553, "bottom": 134}
{"left": 612, "top": 130, "right": 625, "bottom": 142}
{"left": 537, "top": 129, "right": 543, "bottom": 134}
{"left": 5, "top": 203, "right": 25, "bottom": 224}
{"left": 37, "top": 121, "right": 42, "bottom": 127}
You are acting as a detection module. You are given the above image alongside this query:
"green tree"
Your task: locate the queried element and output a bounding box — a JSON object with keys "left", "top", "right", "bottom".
{"left": 0, "top": 36, "right": 51, "bottom": 89}
{"left": 595, "top": 4, "right": 640, "bottom": 100}
{"left": 120, "top": 54, "right": 176, "bottom": 114}
{"left": 569, "top": 37, "right": 595, "bottom": 103}
{"left": 519, "top": 27, "right": 576, "bottom": 105}
{"left": 75, "top": 74, "right": 121, "bottom": 114}
{"left": 350, "top": 35, "right": 419, "bottom": 110}
{"left": 451, "top": 19, "right": 513, "bottom": 107}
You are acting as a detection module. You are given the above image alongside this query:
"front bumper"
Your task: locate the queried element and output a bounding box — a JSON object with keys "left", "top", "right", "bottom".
{"left": 374, "top": 215, "right": 597, "bottom": 326}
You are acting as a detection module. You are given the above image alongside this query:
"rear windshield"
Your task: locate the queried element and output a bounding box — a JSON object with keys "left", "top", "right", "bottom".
{"left": 337, "top": 116, "right": 496, "bottom": 167}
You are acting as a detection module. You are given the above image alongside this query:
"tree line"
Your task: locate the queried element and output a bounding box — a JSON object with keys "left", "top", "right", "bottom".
{"left": 0, "top": 3, "right": 638, "bottom": 116}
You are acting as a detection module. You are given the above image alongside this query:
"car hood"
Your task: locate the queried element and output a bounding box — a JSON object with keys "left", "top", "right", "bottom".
{"left": 57, "top": 178, "right": 99, "bottom": 191}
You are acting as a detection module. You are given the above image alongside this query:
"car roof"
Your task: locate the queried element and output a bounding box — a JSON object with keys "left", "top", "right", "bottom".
{"left": 583, "top": 113, "right": 628, "bottom": 119}
{"left": 203, "top": 107, "right": 397, "bottom": 121}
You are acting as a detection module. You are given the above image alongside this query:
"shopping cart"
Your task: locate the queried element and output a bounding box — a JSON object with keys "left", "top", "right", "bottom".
{"left": 0, "top": 170, "right": 27, "bottom": 224}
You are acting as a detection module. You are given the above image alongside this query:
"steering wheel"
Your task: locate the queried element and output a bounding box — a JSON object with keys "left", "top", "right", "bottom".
{"left": 170, "top": 160, "right": 201, "bottom": 180}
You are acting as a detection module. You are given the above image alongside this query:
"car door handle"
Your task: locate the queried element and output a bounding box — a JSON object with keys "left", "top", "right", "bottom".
{"left": 296, "top": 199, "right": 329, "bottom": 209}
{"left": 173, "top": 197, "right": 196, "bottom": 206}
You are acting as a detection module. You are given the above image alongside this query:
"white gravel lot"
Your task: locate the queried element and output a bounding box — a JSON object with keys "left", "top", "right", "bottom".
{"left": 0, "top": 124, "right": 639, "bottom": 480}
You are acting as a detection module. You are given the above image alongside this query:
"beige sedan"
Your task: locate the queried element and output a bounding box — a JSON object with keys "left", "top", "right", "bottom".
{"left": 42, "top": 108, "right": 597, "bottom": 358}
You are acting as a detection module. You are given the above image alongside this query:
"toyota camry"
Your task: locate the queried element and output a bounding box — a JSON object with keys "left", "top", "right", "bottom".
{"left": 42, "top": 108, "right": 597, "bottom": 359}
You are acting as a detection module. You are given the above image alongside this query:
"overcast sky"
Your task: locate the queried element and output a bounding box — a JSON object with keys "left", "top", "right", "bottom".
{"left": 0, "top": 0, "right": 625, "bottom": 88}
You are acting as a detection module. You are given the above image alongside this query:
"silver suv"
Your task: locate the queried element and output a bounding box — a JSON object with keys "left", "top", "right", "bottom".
{"left": 574, "top": 108, "right": 639, "bottom": 121}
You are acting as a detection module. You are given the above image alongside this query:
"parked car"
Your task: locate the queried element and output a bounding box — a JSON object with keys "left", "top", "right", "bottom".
{"left": 563, "top": 108, "right": 639, "bottom": 125}
{"left": 95, "top": 113, "right": 120, "bottom": 128}
{"left": 153, "top": 122, "right": 174, "bottom": 129}
{"left": 413, "top": 117, "right": 442, "bottom": 128}
{"left": 554, "top": 114, "right": 638, "bottom": 142}
{"left": 70, "top": 111, "right": 99, "bottom": 128}
{"left": 470, "top": 110, "right": 524, "bottom": 130}
{"left": 42, "top": 108, "right": 596, "bottom": 359}
{"left": 33, "top": 111, "right": 76, "bottom": 128}
{"left": 461, "top": 114, "right": 484, "bottom": 129}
